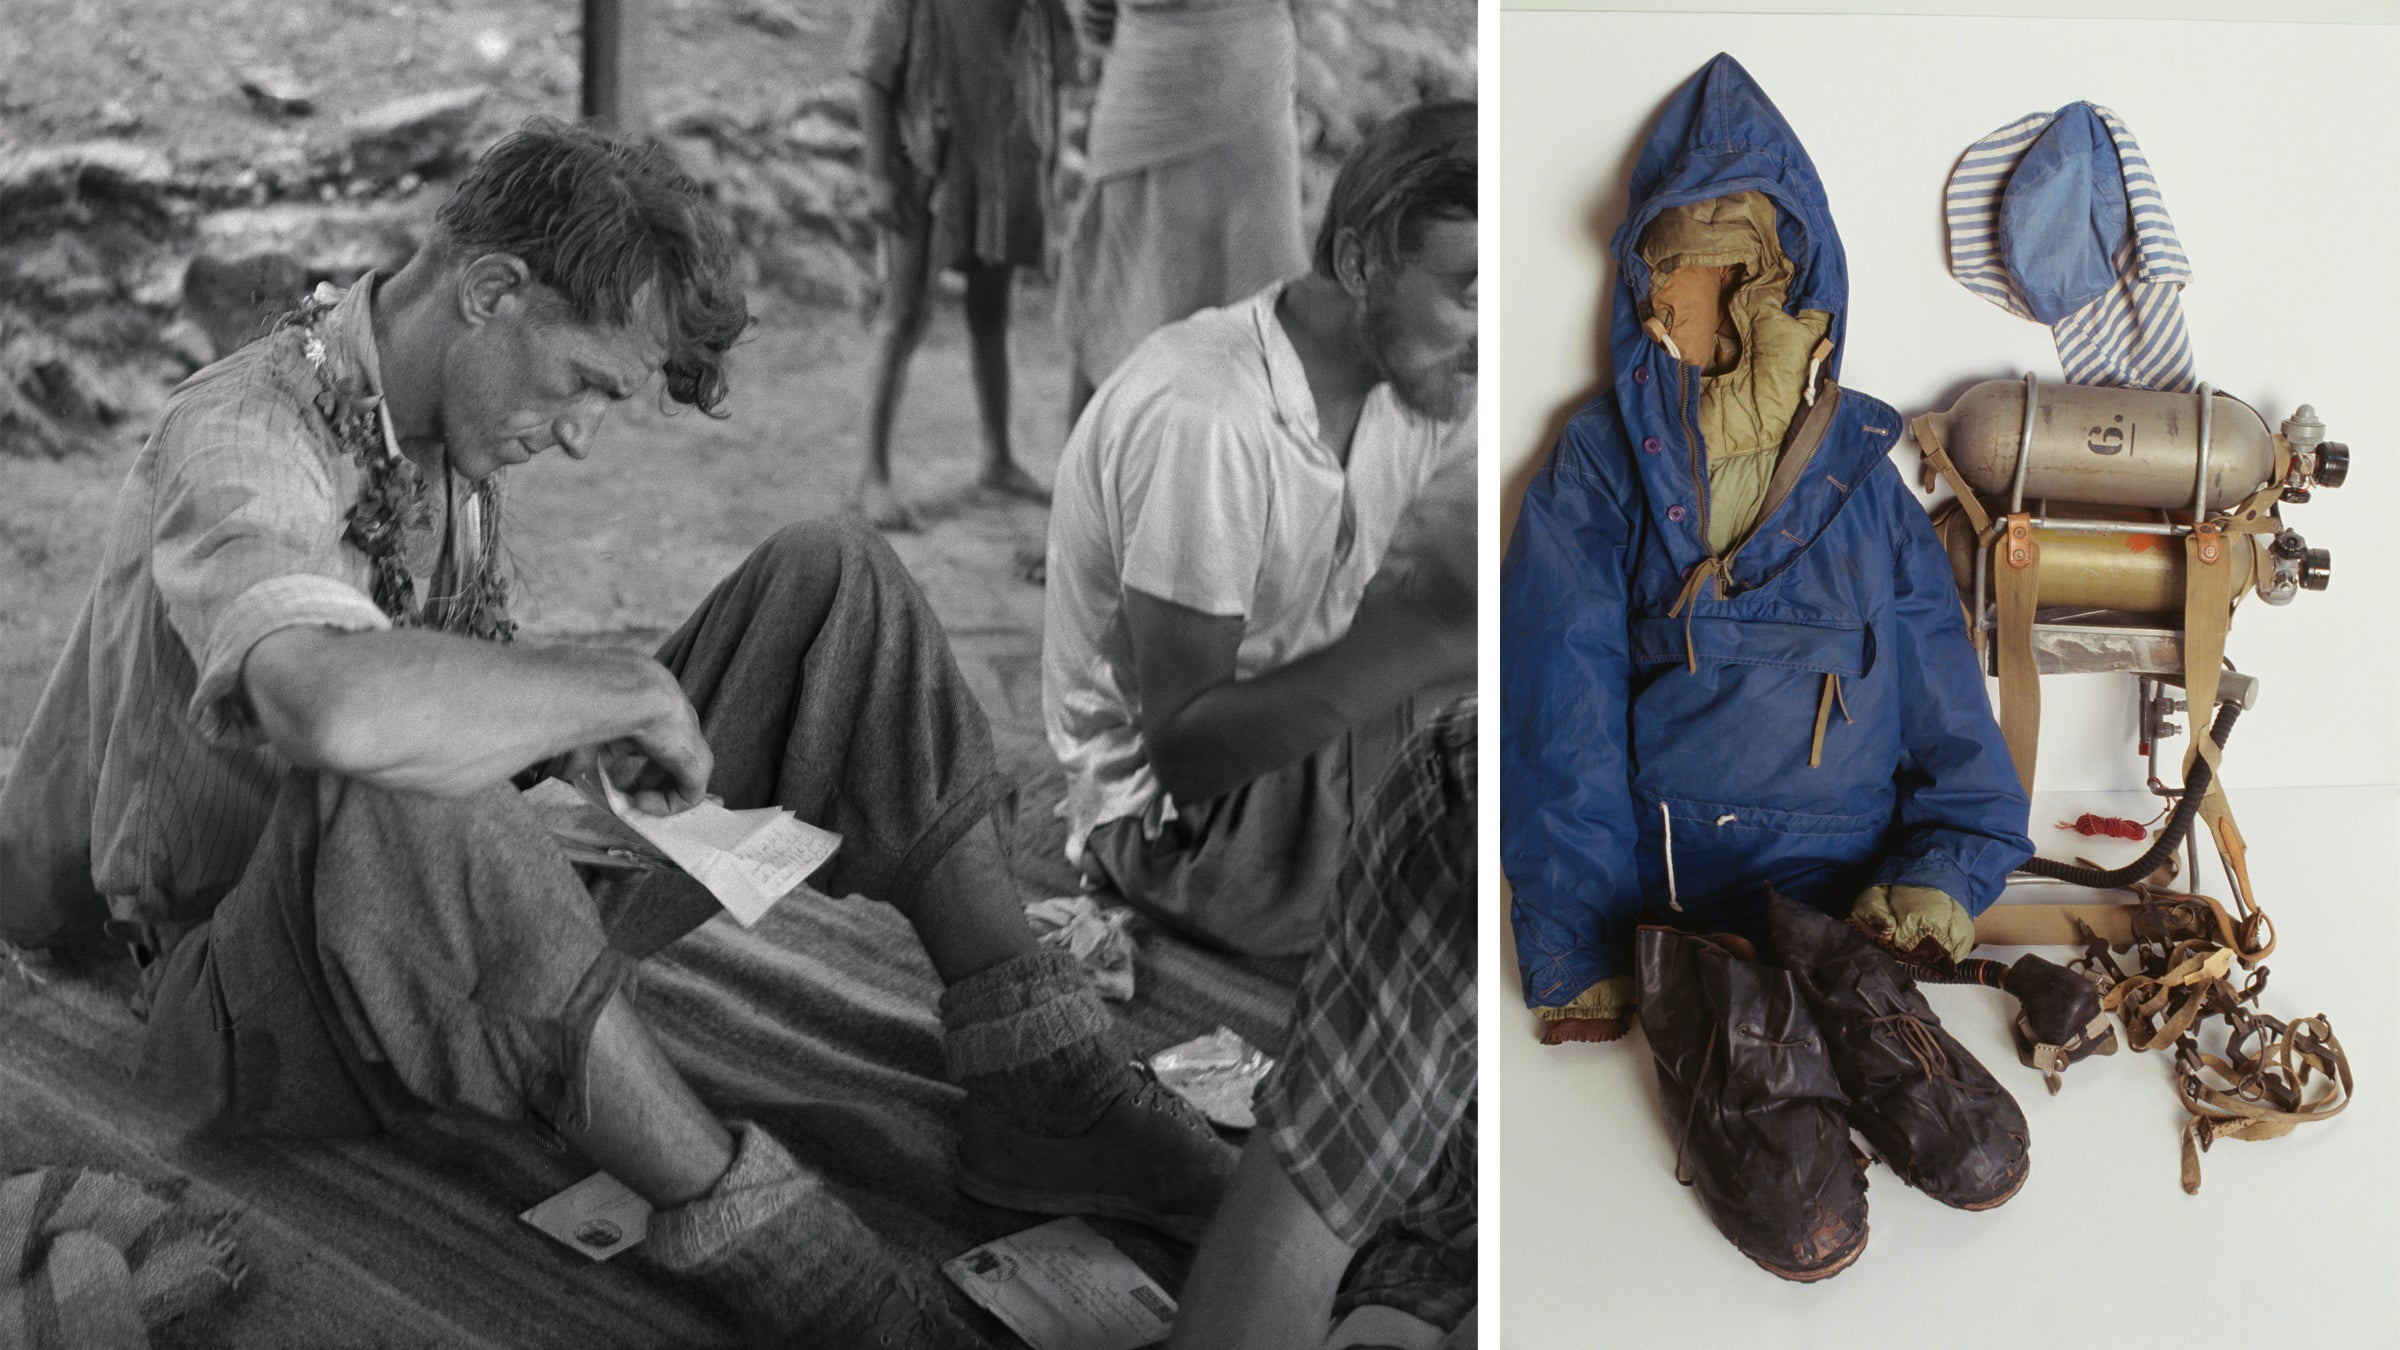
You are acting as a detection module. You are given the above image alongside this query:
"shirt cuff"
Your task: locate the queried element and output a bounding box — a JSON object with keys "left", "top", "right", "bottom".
{"left": 190, "top": 573, "right": 391, "bottom": 747}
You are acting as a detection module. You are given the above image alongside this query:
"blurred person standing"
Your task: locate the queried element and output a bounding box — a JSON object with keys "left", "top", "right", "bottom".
{"left": 850, "top": 0, "right": 1073, "bottom": 530}
{"left": 1057, "top": 0, "right": 1309, "bottom": 421}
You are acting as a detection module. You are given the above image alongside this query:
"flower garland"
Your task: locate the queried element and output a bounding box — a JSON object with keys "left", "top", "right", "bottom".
{"left": 279, "top": 288, "right": 517, "bottom": 643}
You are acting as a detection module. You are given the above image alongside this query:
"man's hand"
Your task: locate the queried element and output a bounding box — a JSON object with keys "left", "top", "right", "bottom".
{"left": 551, "top": 699, "right": 712, "bottom": 818}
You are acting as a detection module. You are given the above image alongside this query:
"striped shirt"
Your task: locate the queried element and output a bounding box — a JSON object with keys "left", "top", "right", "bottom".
{"left": 1945, "top": 103, "right": 2195, "bottom": 392}
{"left": 12, "top": 276, "right": 408, "bottom": 928}
{"left": 1257, "top": 695, "right": 1476, "bottom": 1330}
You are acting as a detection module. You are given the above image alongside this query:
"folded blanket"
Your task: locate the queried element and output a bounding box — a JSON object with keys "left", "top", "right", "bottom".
{"left": 0, "top": 1168, "right": 245, "bottom": 1349}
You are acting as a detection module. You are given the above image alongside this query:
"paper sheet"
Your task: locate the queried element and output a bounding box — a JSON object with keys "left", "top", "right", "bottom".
{"left": 519, "top": 1172, "right": 652, "bottom": 1262}
{"left": 594, "top": 773, "right": 842, "bottom": 926}
{"left": 942, "top": 1219, "right": 1177, "bottom": 1350}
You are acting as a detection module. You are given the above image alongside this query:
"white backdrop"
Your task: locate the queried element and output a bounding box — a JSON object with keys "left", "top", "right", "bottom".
{"left": 1495, "top": 10, "right": 2400, "bottom": 792}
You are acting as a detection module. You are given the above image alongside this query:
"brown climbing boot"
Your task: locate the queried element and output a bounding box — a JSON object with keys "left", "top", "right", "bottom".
{"left": 1766, "top": 889, "right": 2030, "bottom": 1211}
{"left": 1635, "top": 925, "right": 1868, "bottom": 1281}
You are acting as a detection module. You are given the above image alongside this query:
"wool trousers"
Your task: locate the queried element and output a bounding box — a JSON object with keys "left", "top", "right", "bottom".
{"left": 136, "top": 517, "right": 1009, "bottom": 1135}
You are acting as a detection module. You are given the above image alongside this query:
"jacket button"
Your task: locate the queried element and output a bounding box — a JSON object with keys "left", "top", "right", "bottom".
{"left": 1633, "top": 367, "right": 1652, "bottom": 385}
{"left": 1642, "top": 436, "right": 1662, "bottom": 454}
{"left": 1667, "top": 504, "right": 1687, "bottom": 523}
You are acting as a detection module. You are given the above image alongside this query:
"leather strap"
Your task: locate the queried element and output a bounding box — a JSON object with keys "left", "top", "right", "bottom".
{"left": 1993, "top": 513, "right": 2041, "bottom": 792}
{"left": 1910, "top": 412, "right": 1993, "bottom": 537}
{"left": 2174, "top": 520, "right": 2276, "bottom": 961}
{"left": 2054, "top": 893, "right": 2350, "bottom": 1193}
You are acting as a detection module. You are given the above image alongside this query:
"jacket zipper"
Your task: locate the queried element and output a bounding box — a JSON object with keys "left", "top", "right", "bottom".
{"left": 1679, "top": 361, "right": 1711, "bottom": 565}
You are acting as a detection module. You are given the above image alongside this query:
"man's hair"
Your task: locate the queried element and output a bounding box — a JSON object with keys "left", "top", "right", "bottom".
{"left": 1312, "top": 100, "right": 1478, "bottom": 281}
{"left": 435, "top": 118, "right": 748, "bottom": 415}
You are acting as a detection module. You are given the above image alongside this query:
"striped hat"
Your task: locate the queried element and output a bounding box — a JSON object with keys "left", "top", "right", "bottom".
{"left": 1945, "top": 102, "right": 2195, "bottom": 391}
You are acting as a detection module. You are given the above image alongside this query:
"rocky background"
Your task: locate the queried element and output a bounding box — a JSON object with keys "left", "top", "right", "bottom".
{"left": 1, "top": 0, "right": 1475, "bottom": 461}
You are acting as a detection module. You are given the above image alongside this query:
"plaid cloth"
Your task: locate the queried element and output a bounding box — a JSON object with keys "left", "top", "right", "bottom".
{"left": 1255, "top": 696, "right": 1476, "bottom": 1330}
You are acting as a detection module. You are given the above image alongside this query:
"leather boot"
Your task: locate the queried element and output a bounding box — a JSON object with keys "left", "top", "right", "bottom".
{"left": 1636, "top": 926, "right": 1868, "bottom": 1281}
{"left": 1765, "top": 889, "right": 2030, "bottom": 1210}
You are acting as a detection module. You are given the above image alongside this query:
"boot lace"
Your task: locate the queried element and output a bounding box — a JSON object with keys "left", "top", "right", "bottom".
{"left": 1864, "top": 1011, "right": 1994, "bottom": 1093}
{"left": 1672, "top": 1026, "right": 1816, "bottom": 1185}
{"left": 1122, "top": 1061, "right": 1216, "bottom": 1141}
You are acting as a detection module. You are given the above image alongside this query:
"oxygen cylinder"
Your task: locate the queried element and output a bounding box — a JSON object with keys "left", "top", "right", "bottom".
{"left": 1936, "top": 509, "right": 2257, "bottom": 614}
{"left": 1931, "top": 380, "right": 2277, "bottom": 513}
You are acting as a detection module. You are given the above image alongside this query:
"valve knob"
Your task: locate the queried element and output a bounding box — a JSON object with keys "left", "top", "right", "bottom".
{"left": 2314, "top": 442, "right": 2349, "bottom": 489}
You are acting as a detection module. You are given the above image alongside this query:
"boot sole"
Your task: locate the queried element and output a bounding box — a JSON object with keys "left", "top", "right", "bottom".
{"left": 954, "top": 1167, "right": 1211, "bottom": 1244}
{"left": 1742, "top": 1223, "right": 1868, "bottom": 1283}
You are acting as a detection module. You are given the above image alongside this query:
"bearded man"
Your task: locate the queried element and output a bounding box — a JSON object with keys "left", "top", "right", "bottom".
{"left": 0, "top": 120, "right": 1232, "bottom": 1348}
{"left": 1040, "top": 102, "right": 1477, "bottom": 958}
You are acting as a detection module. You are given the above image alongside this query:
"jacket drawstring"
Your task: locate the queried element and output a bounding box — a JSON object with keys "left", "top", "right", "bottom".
{"left": 1808, "top": 671, "right": 1853, "bottom": 768}
{"left": 1666, "top": 557, "right": 1731, "bottom": 674}
{"left": 1661, "top": 800, "right": 1682, "bottom": 912}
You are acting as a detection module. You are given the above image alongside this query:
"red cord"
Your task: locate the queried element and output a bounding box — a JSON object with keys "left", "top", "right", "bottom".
{"left": 2054, "top": 813, "right": 2149, "bottom": 840}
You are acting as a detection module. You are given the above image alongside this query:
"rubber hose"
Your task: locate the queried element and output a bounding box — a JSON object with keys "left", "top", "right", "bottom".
{"left": 2015, "top": 701, "right": 2243, "bottom": 890}
{"left": 1915, "top": 957, "right": 2011, "bottom": 988}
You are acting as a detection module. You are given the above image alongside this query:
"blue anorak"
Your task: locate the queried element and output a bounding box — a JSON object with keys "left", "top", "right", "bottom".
{"left": 1502, "top": 55, "right": 2033, "bottom": 1011}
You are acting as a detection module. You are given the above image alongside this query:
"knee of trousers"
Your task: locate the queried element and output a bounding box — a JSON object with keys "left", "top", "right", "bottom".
{"left": 760, "top": 514, "right": 889, "bottom": 572}
{"left": 305, "top": 773, "right": 621, "bottom": 1122}
{"left": 308, "top": 773, "right": 608, "bottom": 991}
{"left": 756, "top": 515, "right": 931, "bottom": 613}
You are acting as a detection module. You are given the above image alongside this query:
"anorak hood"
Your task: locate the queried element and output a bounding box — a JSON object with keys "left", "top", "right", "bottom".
{"left": 1607, "top": 54, "right": 1892, "bottom": 595}
{"left": 1612, "top": 53, "right": 1849, "bottom": 378}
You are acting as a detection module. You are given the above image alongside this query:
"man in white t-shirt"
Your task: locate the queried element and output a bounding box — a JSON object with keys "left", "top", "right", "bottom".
{"left": 1041, "top": 102, "right": 1477, "bottom": 956}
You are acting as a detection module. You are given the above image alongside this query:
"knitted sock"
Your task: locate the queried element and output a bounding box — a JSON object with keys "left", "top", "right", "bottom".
{"left": 939, "top": 950, "right": 1128, "bottom": 1136}
{"left": 646, "top": 1124, "right": 891, "bottom": 1340}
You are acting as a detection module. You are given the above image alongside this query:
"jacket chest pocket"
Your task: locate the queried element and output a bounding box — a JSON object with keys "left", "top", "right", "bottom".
{"left": 1629, "top": 615, "right": 1871, "bottom": 678}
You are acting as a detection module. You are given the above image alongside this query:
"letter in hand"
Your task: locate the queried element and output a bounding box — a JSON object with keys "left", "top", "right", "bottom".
{"left": 557, "top": 733, "right": 710, "bottom": 818}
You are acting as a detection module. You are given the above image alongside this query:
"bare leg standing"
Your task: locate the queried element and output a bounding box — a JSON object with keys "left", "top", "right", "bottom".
{"left": 965, "top": 260, "right": 1048, "bottom": 503}
{"left": 854, "top": 216, "right": 933, "bottom": 532}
